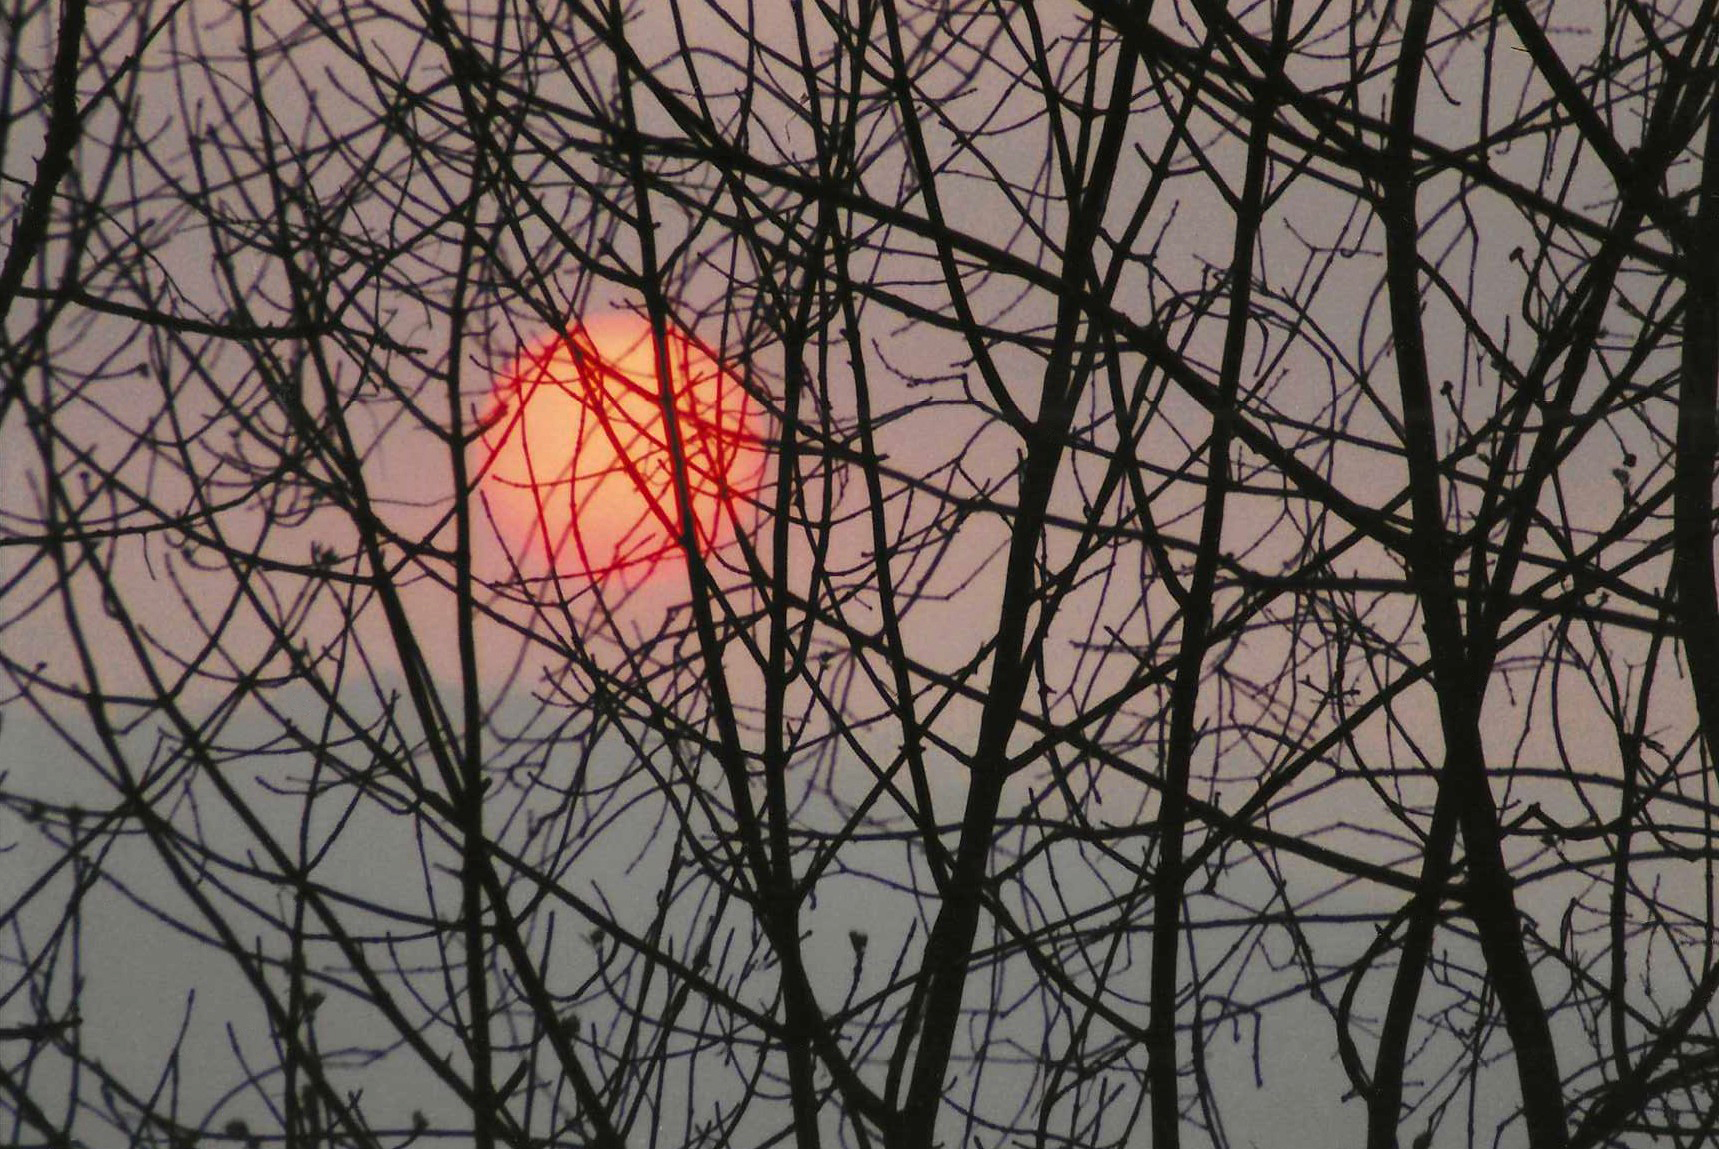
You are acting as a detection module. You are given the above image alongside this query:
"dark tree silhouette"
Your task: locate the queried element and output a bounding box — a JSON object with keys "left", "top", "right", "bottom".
{"left": 5, "top": 2, "right": 1719, "bottom": 1148}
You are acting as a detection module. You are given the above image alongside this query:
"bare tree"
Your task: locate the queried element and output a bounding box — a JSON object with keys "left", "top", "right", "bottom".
{"left": 5, "top": 2, "right": 1719, "bottom": 1148}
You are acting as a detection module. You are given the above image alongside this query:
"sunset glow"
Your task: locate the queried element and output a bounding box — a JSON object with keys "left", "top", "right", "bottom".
{"left": 480, "top": 314, "right": 763, "bottom": 581}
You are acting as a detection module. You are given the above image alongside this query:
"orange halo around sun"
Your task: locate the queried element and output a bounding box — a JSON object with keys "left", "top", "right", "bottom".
{"left": 479, "top": 313, "right": 764, "bottom": 582}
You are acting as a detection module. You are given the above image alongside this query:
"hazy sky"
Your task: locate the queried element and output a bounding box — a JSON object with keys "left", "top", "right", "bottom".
{"left": 3, "top": 3, "right": 1709, "bottom": 1148}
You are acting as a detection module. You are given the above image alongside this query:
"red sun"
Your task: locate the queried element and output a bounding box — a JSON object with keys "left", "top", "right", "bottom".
{"left": 479, "top": 313, "right": 764, "bottom": 581}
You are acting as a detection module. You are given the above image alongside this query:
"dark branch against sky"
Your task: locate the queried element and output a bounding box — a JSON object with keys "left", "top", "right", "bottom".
{"left": 3, "top": 3, "right": 1718, "bottom": 1149}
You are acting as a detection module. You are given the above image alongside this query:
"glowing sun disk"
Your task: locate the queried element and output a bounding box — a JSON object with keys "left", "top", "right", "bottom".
{"left": 480, "top": 314, "right": 763, "bottom": 581}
